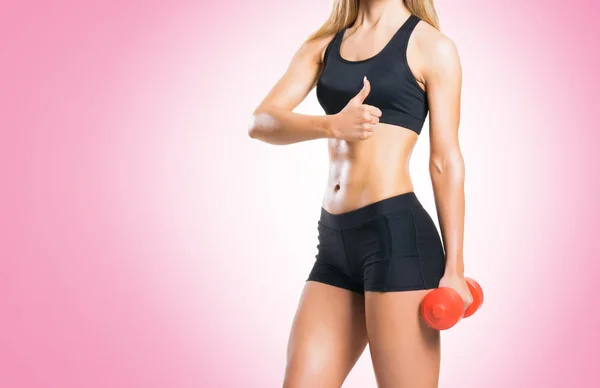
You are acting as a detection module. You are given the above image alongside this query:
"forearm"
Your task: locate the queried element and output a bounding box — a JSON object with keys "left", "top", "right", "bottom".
{"left": 430, "top": 152, "right": 466, "bottom": 275}
{"left": 248, "top": 107, "right": 334, "bottom": 145}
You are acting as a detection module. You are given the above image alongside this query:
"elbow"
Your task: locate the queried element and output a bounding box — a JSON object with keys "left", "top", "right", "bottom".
{"left": 429, "top": 156, "right": 447, "bottom": 176}
{"left": 247, "top": 109, "right": 269, "bottom": 139}
{"left": 429, "top": 152, "right": 465, "bottom": 182}
{"left": 248, "top": 125, "right": 257, "bottom": 139}
{"left": 247, "top": 113, "right": 260, "bottom": 139}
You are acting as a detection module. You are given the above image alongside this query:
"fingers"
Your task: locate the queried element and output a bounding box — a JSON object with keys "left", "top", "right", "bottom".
{"left": 359, "top": 118, "right": 376, "bottom": 140}
{"left": 363, "top": 104, "right": 382, "bottom": 118}
{"left": 464, "top": 296, "right": 474, "bottom": 311}
{"left": 360, "top": 126, "right": 374, "bottom": 140}
{"left": 361, "top": 133, "right": 373, "bottom": 140}
{"left": 361, "top": 105, "right": 381, "bottom": 125}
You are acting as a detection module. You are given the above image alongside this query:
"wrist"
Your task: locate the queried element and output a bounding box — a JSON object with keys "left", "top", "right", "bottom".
{"left": 323, "top": 114, "right": 340, "bottom": 139}
{"left": 444, "top": 262, "right": 464, "bottom": 277}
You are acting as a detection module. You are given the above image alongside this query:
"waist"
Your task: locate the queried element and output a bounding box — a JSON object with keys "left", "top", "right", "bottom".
{"left": 322, "top": 158, "right": 414, "bottom": 214}
{"left": 319, "top": 191, "right": 422, "bottom": 230}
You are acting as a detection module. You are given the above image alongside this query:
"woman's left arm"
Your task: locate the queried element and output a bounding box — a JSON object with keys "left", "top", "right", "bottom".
{"left": 422, "top": 33, "right": 473, "bottom": 308}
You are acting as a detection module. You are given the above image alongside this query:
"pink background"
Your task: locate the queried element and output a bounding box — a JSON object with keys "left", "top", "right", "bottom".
{"left": 1, "top": 0, "right": 599, "bottom": 387}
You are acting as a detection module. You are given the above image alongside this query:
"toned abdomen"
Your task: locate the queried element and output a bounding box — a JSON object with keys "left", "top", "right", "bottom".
{"left": 322, "top": 123, "right": 419, "bottom": 214}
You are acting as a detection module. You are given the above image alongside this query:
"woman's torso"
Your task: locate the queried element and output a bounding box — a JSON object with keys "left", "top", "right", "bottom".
{"left": 317, "top": 15, "right": 427, "bottom": 214}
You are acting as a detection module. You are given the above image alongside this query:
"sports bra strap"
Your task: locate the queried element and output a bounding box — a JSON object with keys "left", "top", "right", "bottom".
{"left": 326, "top": 15, "right": 421, "bottom": 62}
{"left": 388, "top": 14, "right": 421, "bottom": 50}
{"left": 322, "top": 28, "right": 345, "bottom": 66}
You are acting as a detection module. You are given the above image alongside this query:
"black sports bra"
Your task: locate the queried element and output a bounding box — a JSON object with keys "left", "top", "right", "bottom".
{"left": 316, "top": 14, "right": 428, "bottom": 135}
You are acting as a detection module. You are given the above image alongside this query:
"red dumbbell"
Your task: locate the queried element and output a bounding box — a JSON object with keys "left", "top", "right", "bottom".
{"left": 420, "top": 277, "right": 484, "bottom": 330}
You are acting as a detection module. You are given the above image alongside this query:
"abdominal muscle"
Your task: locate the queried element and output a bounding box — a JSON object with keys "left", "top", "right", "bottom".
{"left": 322, "top": 122, "right": 419, "bottom": 214}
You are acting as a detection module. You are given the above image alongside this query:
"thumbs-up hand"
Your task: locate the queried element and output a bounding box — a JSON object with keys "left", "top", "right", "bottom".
{"left": 329, "top": 76, "right": 382, "bottom": 141}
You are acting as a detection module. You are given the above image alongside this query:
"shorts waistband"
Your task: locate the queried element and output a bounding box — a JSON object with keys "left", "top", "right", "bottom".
{"left": 319, "top": 191, "right": 422, "bottom": 230}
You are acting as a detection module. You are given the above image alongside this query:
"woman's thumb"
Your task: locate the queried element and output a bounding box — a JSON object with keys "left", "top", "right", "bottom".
{"left": 354, "top": 76, "right": 370, "bottom": 103}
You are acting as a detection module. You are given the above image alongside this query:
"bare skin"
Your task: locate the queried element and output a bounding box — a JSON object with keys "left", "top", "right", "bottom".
{"left": 249, "top": 1, "right": 471, "bottom": 387}
{"left": 284, "top": 282, "right": 368, "bottom": 387}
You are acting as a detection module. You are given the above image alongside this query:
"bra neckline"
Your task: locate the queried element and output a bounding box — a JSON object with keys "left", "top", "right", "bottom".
{"left": 337, "top": 14, "right": 416, "bottom": 65}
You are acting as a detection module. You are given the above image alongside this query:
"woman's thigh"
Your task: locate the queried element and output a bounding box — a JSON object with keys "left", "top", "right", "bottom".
{"left": 365, "top": 290, "right": 441, "bottom": 388}
{"left": 283, "top": 281, "right": 368, "bottom": 388}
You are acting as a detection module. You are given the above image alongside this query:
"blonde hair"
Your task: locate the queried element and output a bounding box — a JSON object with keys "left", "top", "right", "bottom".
{"left": 306, "top": 0, "right": 439, "bottom": 42}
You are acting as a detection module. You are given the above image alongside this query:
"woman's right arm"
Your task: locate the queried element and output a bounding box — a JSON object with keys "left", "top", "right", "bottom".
{"left": 248, "top": 34, "right": 382, "bottom": 145}
{"left": 247, "top": 36, "right": 335, "bottom": 145}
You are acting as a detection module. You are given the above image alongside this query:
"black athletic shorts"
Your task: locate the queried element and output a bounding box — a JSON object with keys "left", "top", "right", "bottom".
{"left": 307, "top": 191, "right": 446, "bottom": 294}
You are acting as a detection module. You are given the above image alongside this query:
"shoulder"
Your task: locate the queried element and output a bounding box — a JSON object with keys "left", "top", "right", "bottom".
{"left": 414, "top": 21, "right": 461, "bottom": 78}
{"left": 297, "top": 32, "right": 338, "bottom": 65}
{"left": 412, "top": 20, "right": 461, "bottom": 76}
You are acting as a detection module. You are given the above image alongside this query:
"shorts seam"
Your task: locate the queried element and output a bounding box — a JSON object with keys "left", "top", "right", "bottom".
{"left": 409, "top": 208, "right": 427, "bottom": 288}
{"left": 311, "top": 257, "right": 351, "bottom": 278}
{"left": 317, "top": 220, "right": 340, "bottom": 232}
{"left": 362, "top": 257, "right": 391, "bottom": 270}
{"left": 383, "top": 217, "right": 394, "bottom": 292}
{"left": 338, "top": 229, "right": 357, "bottom": 277}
